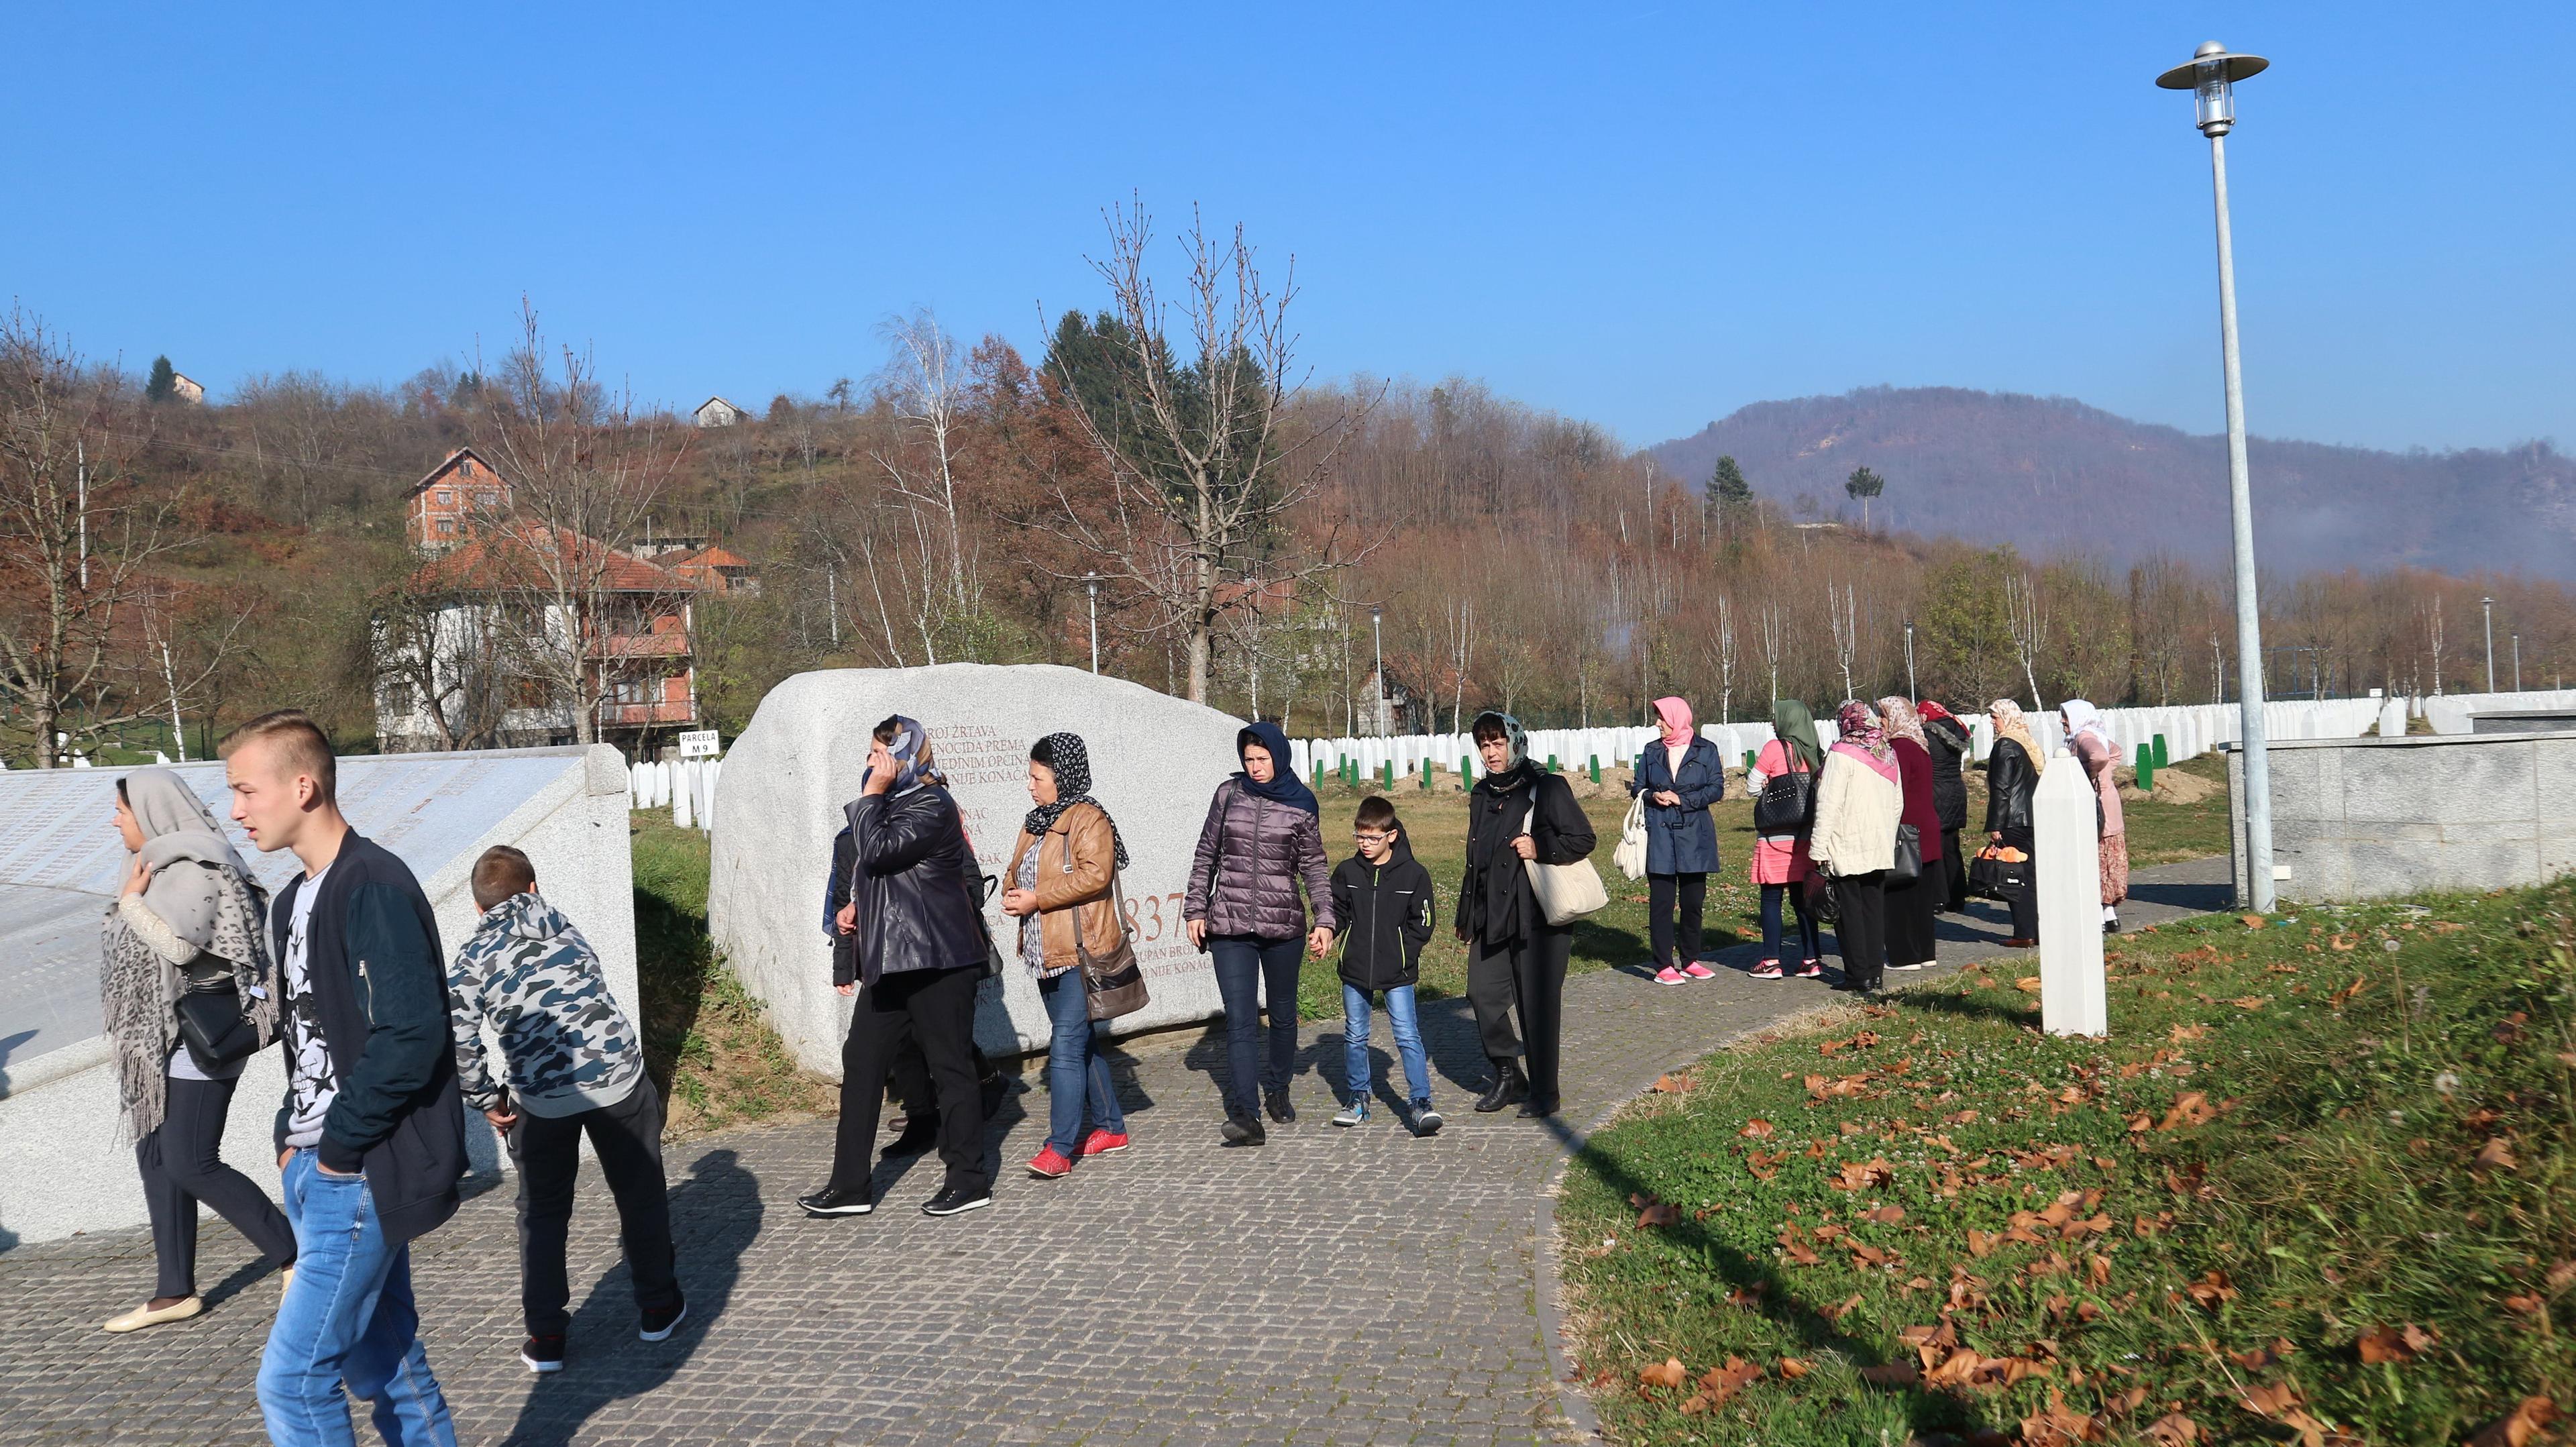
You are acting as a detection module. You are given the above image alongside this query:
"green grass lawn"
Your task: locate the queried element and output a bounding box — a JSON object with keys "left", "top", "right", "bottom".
{"left": 1554, "top": 877, "right": 2576, "bottom": 1446}
{"left": 631, "top": 816, "right": 835, "bottom": 1138}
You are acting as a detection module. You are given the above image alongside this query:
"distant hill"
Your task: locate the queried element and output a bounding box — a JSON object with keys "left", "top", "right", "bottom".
{"left": 1648, "top": 386, "right": 2576, "bottom": 579}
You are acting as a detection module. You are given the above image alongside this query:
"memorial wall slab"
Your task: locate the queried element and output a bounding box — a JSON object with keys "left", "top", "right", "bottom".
{"left": 709, "top": 665, "right": 1249, "bottom": 1073}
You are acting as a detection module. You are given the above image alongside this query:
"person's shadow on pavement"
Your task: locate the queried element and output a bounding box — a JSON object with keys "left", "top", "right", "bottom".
{"left": 496, "top": 1147, "right": 760, "bottom": 1447}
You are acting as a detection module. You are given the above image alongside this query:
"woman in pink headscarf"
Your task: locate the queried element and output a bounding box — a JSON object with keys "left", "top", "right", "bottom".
{"left": 1807, "top": 700, "right": 1904, "bottom": 993}
{"left": 1629, "top": 696, "right": 1726, "bottom": 983}
{"left": 2058, "top": 700, "right": 2130, "bottom": 932}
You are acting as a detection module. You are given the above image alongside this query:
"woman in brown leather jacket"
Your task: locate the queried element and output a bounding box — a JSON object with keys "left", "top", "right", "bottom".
{"left": 1003, "top": 733, "right": 1132, "bottom": 1179}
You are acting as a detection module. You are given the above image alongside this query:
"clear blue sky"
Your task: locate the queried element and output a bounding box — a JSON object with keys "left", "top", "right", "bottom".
{"left": 9, "top": 3, "right": 2570, "bottom": 455}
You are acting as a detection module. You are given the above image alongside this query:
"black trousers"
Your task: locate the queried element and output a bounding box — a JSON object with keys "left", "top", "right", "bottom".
{"left": 1833, "top": 870, "right": 1889, "bottom": 990}
{"left": 888, "top": 1036, "right": 995, "bottom": 1120}
{"left": 1647, "top": 873, "right": 1707, "bottom": 969}
{"left": 136, "top": 1070, "right": 297, "bottom": 1299}
{"left": 832, "top": 965, "right": 989, "bottom": 1195}
{"left": 1886, "top": 867, "right": 1939, "bottom": 967}
{"left": 505, "top": 1075, "right": 679, "bottom": 1338}
{"left": 1468, "top": 925, "right": 1572, "bottom": 1109}
{"left": 1939, "top": 827, "right": 1968, "bottom": 912}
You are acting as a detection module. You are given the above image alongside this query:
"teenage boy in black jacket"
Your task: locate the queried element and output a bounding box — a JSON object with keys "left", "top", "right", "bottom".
{"left": 224, "top": 709, "right": 463, "bottom": 1447}
{"left": 1322, "top": 796, "right": 1441, "bottom": 1136}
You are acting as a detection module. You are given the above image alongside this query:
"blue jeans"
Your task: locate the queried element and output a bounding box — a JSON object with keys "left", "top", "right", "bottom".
{"left": 258, "top": 1150, "right": 456, "bottom": 1447}
{"left": 1038, "top": 969, "right": 1125, "bottom": 1157}
{"left": 1342, "top": 983, "right": 1432, "bottom": 1106}
{"left": 1210, "top": 935, "right": 1303, "bottom": 1118}
{"left": 1762, "top": 882, "right": 1822, "bottom": 964}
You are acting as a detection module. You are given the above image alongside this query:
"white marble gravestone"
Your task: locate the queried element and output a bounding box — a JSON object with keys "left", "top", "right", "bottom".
{"left": 0, "top": 745, "right": 636, "bottom": 1249}
{"left": 708, "top": 665, "right": 1250, "bottom": 1073}
{"left": 2033, "top": 747, "right": 2108, "bottom": 1037}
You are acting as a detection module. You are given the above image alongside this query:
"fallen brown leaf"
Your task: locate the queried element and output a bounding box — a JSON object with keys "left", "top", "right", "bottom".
{"left": 2143, "top": 1411, "right": 2202, "bottom": 1446}
{"left": 2240, "top": 914, "right": 2267, "bottom": 928}
{"left": 2017, "top": 977, "right": 2043, "bottom": 993}
{"left": 2504, "top": 1293, "right": 2545, "bottom": 1316}
{"left": 1778, "top": 1356, "right": 1811, "bottom": 1379}
{"left": 1739, "top": 1118, "right": 1774, "bottom": 1138}
{"left": 2355, "top": 1322, "right": 2438, "bottom": 1363}
{"left": 2475, "top": 1137, "right": 2520, "bottom": 1175}
{"left": 1651, "top": 1073, "right": 1687, "bottom": 1094}
{"left": 2468, "top": 1397, "right": 2558, "bottom": 1447}
{"left": 2184, "top": 1269, "right": 2239, "bottom": 1309}
{"left": 1865, "top": 1204, "right": 1907, "bottom": 1224}
{"left": 1695, "top": 1356, "right": 1763, "bottom": 1408}
{"left": 2158, "top": 1091, "right": 2217, "bottom": 1130}
{"left": 1858, "top": 1360, "right": 1921, "bottom": 1388}
{"left": 1636, "top": 1201, "right": 1682, "bottom": 1229}
{"left": 1821, "top": 1292, "right": 1865, "bottom": 1323}
{"left": 1638, "top": 1356, "right": 1687, "bottom": 1392}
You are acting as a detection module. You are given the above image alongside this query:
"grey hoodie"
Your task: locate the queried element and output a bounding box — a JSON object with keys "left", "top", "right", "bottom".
{"left": 446, "top": 891, "right": 642, "bottom": 1118}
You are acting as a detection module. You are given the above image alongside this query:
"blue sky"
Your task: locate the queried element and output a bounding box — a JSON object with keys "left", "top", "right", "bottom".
{"left": 8, "top": 3, "right": 2570, "bottom": 455}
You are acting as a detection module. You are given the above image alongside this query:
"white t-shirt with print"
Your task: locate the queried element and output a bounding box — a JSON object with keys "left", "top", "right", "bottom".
{"left": 278, "top": 863, "right": 339, "bottom": 1150}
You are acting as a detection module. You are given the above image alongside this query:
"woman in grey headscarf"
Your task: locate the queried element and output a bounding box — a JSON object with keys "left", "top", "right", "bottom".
{"left": 97, "top": 768, "right": 294, "bottom": 1333}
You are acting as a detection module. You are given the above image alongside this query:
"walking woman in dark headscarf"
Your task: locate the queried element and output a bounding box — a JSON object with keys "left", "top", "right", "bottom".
{"left": 1457, "top": 711, "right": 1596, "bottom": 1118}
{"left": 1183, "top": 720, "right": 1336, "bottom": 1146}
{"left": 1002, "top": 732, "right": 1133, "bottom": 1178}
{"left": 1743, "top": 700, "right": 1825, "bottom": 980}
{"left": 99, "top": 768, "right": 296, "bottom": 1332}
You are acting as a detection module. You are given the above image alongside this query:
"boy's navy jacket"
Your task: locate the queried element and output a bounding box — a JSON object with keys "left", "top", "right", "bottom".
{"left": 1328, "top": 830, "right": 1435, "bottom": 992}
{"left": 268, "top": 832, "right": 466, "bottom": 1247}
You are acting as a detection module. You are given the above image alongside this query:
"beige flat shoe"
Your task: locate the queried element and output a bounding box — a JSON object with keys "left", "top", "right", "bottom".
{"left": 280, "top": 1267, "right": 294, "bottom": 1303}
{"left": 102, "top": 1297, "right": 203, "bottom": 1334}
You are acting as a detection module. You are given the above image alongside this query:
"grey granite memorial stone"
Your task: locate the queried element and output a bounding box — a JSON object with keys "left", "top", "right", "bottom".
{"left": 708, "top": 664, "right": 1252, "bottom": 1073}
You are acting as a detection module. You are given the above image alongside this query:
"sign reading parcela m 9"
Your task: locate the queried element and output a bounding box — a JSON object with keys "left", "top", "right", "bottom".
{"left": 0, "top": 745, "right": 637, "bottom": 1249}
{"left": 677, "top": 729, "right": 722, "bottom": 759}
{"left": 708, "top": 664, "right": 1247, "bottom": 1073}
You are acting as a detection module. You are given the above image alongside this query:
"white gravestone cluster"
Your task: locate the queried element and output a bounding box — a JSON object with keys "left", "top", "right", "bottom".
{"left": 708, "top": 664, "right": 1250, "bottom": 1073}
{"left": 0, "top": 745, "right": 636, "bottom": 1248}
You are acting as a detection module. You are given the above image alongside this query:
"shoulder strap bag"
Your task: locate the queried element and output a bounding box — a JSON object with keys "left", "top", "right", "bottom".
{"left": 1887, "top": 822, "right": 1922, "bottom": 889}
{"left": 1613, "top": 794, "right": 1649, "bottom": 881}
{"left": 174, "top": 964, "right": 260, "bottom": 1073}
{"left": 1055, "top": 818, "right": 1148, "bottom": 1021}
{"left": 1522, "top": 798, "right": 1609, "bottom": 926}
{"left": 1753, "top": 755, "right": 1815, "bottom": 837}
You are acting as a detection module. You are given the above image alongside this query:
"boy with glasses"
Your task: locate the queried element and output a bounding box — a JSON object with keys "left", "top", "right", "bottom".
{"left": 1321, "top": 796, "right": 1440, "bottom": 1135}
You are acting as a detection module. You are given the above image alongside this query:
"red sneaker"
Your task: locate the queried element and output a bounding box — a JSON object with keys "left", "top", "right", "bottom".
{"left": 1079, "top": 1129, "right": 1130, "bottom": 1157}
{"left": 1025, "top": 1146, "right": 1073, "bottom": 1179}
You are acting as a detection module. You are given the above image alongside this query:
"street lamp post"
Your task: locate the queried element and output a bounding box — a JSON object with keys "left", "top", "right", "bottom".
{"left": 2512, "top": 633, "right": 2522, "bottom": 692}
{"left": 1903, "top": 620, "right": 1917, "bottom": 700}
{"left": 2158, "top": 40, "right": 2277, "bottom": 910}
{"left": 1368, "top": 605, "right": 1385, "bottom": 736}
{"left": 2481, "top": 596, "right": 2496, "bottom": 693}
{"left": 1084, "top": 572, "right": 1100, "bottom": 674}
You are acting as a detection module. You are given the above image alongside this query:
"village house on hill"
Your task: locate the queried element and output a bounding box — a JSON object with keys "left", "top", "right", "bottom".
{"left": 377, "top": 447, "right": 754, "bottom": 755}
{"left": 693, "top": 396, "right": 751, "bottom": 427}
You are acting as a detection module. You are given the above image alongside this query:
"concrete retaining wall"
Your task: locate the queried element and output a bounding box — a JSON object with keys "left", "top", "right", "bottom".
{"left": 2226, "top": 732, "right": 2576, "bottom": 904}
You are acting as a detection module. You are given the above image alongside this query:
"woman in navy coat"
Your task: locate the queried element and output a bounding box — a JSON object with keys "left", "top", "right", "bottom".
{"left": 1631, "top": 696, "right": 1725, "bottom": 982}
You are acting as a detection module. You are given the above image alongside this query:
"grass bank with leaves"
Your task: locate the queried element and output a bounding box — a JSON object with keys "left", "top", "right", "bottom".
{"left": 1556, "top": 877, "right": 2575, "bottom": 1446}
{"left": 631, "top": 816, "right": 835, "bottom": 1138}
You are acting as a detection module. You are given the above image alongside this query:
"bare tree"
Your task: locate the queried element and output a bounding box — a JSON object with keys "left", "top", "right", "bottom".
{"left": 871, "top": 310, "right": 979, "bottom": 625}
{"left": 1709, "top": 593, "right": 1737, "bottom": 725}
{"left": 1829, "top": 582, "right": 1859, "bottom": 702}
{"left": 470, "top": 302, "right": 692, "bottom": 744}
{"left": 2004, "top": 569, "right": 2049, "bottom": 710}
{"left": 1040, "top": 202, "right": 1371, "bottom": 702}
{"left": 1443, "top": 598, "right": 1474, "bottom": 734}
{"left": 1758, "top": 602, "right": 1786, "bottom": 704}
{"left": 0, "top": 310, "right": 246, "bottom": 765}
{"left": 2426, "top": 594, "right": 2445, "bottom": 694}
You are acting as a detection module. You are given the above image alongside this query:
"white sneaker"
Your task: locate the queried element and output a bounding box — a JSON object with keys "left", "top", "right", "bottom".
{"left": 1888, "top": 960, "right": 1928, "bottom": 971}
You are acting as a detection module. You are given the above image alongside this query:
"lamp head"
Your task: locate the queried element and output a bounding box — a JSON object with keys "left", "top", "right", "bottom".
{"left": 2156, "top": 41, "right": 2268, "bottom": 137}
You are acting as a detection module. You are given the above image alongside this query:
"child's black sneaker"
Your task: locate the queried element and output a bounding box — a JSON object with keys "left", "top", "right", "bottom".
{"left": 1411, "top": 1102, "right": 1444, "bottom": 1137}
{"left": 521, "top": 1334, "right": 566, "bottom": 1373}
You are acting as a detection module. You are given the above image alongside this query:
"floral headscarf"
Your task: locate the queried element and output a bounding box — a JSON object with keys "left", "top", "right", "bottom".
{"left": 873, "top": 714, "right": 945, "bottom": 793}
{"left": 1874, "top": 696, "right": 1926, "bottom": 749}
{"left": 1833, "top": 699, "right": 1894, "bottom": 767}
{"left": 1989, "top": 699, "right": 2047, "bottom": 773}
{"left": 1471, "top": 710, "right": 1530, "bottom": 775}
{"left": 1026, "top": 731, "right": 1128, "bottom": 867}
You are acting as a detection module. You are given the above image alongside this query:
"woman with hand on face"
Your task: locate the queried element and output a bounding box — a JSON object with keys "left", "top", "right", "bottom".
{"left": 98, "top": 769, "right": 297, "bottom": 1333}
{"left": 1183, "top": 721, "right": 1335, "bottom": 1146}
{"left": 1457, "top": 711, "right": 1596, "bottom": 1119}
{"left": 1002, "top": 733, "right": 1132, "bottom": 1179}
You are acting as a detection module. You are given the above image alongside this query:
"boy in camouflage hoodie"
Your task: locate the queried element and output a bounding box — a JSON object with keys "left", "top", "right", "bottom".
{"left": 447, "top": 845, "right": 682, "bottom": 1373}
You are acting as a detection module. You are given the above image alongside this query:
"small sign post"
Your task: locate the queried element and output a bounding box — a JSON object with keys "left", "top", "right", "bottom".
{"left": 677, "top": 730, "right": 720, "bottom": 760}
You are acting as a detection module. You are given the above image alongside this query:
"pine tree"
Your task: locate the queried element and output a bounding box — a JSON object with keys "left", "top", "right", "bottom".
{"left": 144, "top": 355, "right": 177, "bottom": 404}
{"left": 1707, "top": 454, "right": 1753, "bottom": 509}
{"left": 1844, "top": 465, "right": 1885, "bottom": 530}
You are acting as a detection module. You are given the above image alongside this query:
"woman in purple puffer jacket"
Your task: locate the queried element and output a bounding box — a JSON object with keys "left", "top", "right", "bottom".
{"left": 1184, "top": 720, "right": 1336, "bottom": 1146}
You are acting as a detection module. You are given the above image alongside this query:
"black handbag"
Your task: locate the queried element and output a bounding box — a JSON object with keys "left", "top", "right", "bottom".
{"left": 1753, "top": 761, "right": 1815, "bottom": 835}
{"left": 1078, "top": 864, "right": 1149, "bottom": 1023}
{"left": 1968, "top": 845, "right": 2032, "bottom": 901}
{"left": 174, "top": 977, "right": 259, "bottom": 1073}
{"left": 1803, "top": 868, "right": 1841, "bottom": 927}
{"left": 1887, "top": 823, "right": 1922, "bottom": 889}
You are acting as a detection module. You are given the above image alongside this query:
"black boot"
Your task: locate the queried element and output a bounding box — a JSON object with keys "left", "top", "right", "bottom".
{"left": 1263, "top": 1087, "right": 1296, "bottom": 1124}
{"left": 1474, "top": 1060, "right": 1527, "bottom": 1114}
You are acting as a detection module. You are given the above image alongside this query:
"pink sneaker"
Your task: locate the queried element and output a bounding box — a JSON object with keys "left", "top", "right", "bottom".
{"left": 1654, "top": 965, "right": 1688, "bottom": 985}
{"left": 1682, "top": 962, "right": 1717, "bottom": 980}
{"left": 1749, "top": 959, "right": 1785, "bottom": 979}
{"left": 1792, "top": 959, "right": 1826, "bottom": 979}
{"left": 1079, "top": 1129, "right": 1129, "bottom": 1157}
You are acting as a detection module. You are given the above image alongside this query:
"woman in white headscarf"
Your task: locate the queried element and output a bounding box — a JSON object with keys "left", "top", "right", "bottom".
{"left": 2057, "top": 700, "right": 2130, "bottom": 932}
{"left": 97, "top": 768, "right": 294, "bottom": 1333}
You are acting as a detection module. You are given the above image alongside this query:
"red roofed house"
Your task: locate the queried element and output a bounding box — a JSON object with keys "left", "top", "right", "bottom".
{"left": 378, "top": 450, "right": 749, "bottom": 753}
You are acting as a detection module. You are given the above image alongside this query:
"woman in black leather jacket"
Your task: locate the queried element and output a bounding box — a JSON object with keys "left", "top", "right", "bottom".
{"left": 802, "top": 715, "right": 996, "bottom": 1222}
{"left": 1918, "top": 702, "right": 1974, "bottom": 912}
{"left": 1983, "top": 700, "right": 2043, "bottom": 946}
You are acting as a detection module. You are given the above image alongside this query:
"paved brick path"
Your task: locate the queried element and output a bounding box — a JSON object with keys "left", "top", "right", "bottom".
{"left": 0, "top": 860, "right": 2228, "bottom": 1446}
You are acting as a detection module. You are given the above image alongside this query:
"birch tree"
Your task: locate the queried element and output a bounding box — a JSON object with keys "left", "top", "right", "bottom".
{"left": 2004, "top": 570, "right": 2049, "bottom": 710}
